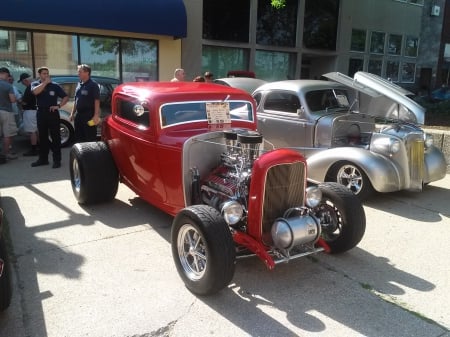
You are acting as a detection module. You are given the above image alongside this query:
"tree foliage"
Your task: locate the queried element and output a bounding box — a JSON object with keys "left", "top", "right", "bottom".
{"left": 271, "top": 0, "right": 286, "bottom": 8}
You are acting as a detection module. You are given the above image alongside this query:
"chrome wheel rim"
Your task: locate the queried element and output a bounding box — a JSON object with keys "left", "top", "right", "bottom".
{"left": 177, "top": 224, "right": 207, "bottom": 281}
{"left": 336, "top": 164, "right": 363, "bottom": 195}
{"left": 72, "top": 159, "right": 81, "bottom": 193}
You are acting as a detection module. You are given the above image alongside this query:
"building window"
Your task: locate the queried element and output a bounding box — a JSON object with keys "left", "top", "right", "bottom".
{"left": 348, "top": 58, "right": 364, "bottom": 77}
{"left": 401, "top": 62, "right": 416, "bottom": 82}
{"left": 404, "top": 36, "right": 419, "bottom": 57}
{"left": 386, "top": 61, "right": 400, "bottom": 81}
{"left": 0, "top": 29, "right": 10, "bottom": 51}
{"left": 387, "top": 34, "right": 402, "bottom": 55}
{"left": 350, "top": 29, "right": 366, "bottom": 52}
{"left": 368, "top": 58, "right": 383, "bottom": 76}
{"left": 303, "top": 0, "right": 340, "bottom": 50}
{"left": 370, "top": 31, "right": 385, "bottom": 54}
{"left": 255, "top": 50, "right": 296, "bottom": 81}
{"left": 256, "top": 0, "right": 298, "bottom": 47}
{"left": 203, "top": 0, "right": 251, "bottom": 42}
{"left": 202, "top": 46, "right": 250, "bottom": 79}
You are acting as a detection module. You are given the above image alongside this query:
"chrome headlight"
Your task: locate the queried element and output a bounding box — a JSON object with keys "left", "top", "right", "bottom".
{"left": 372, "top": 137, "right": 401, "bottom": 155}
{"left": 424, "top": 133, "right": 434, "bottom": 148}
{"left": 305, "top": 186, "right": 322, "bottom": 208}
{"left": 221, "top": 201, "right": 244, "bottom": 225}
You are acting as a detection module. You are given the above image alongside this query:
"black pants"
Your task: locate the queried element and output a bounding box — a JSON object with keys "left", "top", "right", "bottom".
{"left": 37, "top": 109, "right": 61, "bottom": 163}
{"left": 74, "top": 112, "right": 97, "bottom": 142}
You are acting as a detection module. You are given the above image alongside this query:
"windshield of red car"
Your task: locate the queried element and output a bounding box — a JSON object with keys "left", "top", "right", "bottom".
{"left": 160, "top": 100, "right": 254, "bottom": 127}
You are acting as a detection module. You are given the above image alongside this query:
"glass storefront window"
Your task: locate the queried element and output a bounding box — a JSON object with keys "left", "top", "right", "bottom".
{"left": 202, "top": 46, "right": 249, "bottom": 79}
{"left": 348, "top": 58, "right": 364, "bottom": 77}
{"left": 386, "top": 61, "right": 400, "bottom": 82}
{"left": 350, "top": 29, "right": 366, "bottom": 52}
{"left": 401, "top": 62, "right": 416, "bottom": 82}
{"left": 368, "top": 58, "right": 382, "bottom": 76}
{"left": 405, "top": 36, "right": 419, "bottom": 57}
{"left": 121, "top": 40, "right": 158, "bottom": 82}
{"left": 256, "top": 0, "right": 298, "bottom": 47}
{"left": 303, "top": 0, "right": 340, "bottom": 50}
{"left": 203, "top": 0, "right": 250, "bottom": 43}
{"left": 79, "top": 36, "right": 118, "bottom": 78}
{"left": 370, "top": 31, "right": 385, "bottom": 54}
{"left": 388, "top": 34, "right": 402, "bottom": 55}
{"left": 255, "top": 50, "right": 296, "bottom": 81}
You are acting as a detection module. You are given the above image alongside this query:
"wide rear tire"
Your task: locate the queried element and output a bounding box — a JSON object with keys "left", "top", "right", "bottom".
{"left": 171, "top": 205, "right": 236, "bottom": 295}
{"left": 69, "top": 142, "right": 119, "bottom": 204}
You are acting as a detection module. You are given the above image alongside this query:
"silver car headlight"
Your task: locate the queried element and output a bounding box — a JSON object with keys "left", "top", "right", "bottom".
{"left": 372, "top": 137, "right": 401, "bottom": 155}
{"left": 424, "top": 133, "right": 434, "bottom": 148}
{"left": 222, "top": 201, "right": 244, "bottom": 225}
{"left": 305, "top": 186, "right": 322, "bottom": 208}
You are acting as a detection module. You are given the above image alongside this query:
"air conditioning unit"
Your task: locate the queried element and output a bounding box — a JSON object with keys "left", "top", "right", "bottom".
{"left": 431, "top": 5, "right": 440, "bottom": 17}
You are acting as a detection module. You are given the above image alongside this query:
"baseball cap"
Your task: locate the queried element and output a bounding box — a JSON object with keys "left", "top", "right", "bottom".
{"left": 18, "top": 73, "right": 31, "bottom": 82}
{"left": 0, "top": 67, "right": 10, "bottom": 74}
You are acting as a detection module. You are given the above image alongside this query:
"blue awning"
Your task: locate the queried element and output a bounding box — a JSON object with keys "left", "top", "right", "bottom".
{"left": 1, "top": 0, "right": 187, "bottom": 38}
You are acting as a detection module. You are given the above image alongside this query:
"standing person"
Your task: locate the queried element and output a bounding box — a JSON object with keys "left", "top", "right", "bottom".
{"left": 0, "top": 67, "right": 17, "bottom": 162}
{"left": 31, "top": 66, "right": 69, "bottom": 168}
{"left": 18, "top": 73, "right": 39, "bottom": 156}
{"left": 204, "top": 71, "right": 214, "bottom": 83}
{"left": 170, "top": 68, "right": 185, "bottom": 82}
{"left": 69, "top": 64, "right": 100, "bottom": 143}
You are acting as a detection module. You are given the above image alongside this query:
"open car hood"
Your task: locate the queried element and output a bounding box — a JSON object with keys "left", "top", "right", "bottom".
{"left": 323, "top": 71, "right": 425, "bottom": 124}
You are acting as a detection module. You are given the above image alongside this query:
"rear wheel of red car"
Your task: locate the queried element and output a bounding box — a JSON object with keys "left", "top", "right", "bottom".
{"left": 171, "top": 205, "right": 236, "bottom": 296}
{"left": 314, "top": 182, "right": 366, "bottom": 253}
{"left": 70, "top": 142, "right": 119, "bottom": 204}
{"left": 0, "top": 236, "right": 12, "bottom": 311}
{"left": 328, "top": 161, "right": 374, "bottom": 201}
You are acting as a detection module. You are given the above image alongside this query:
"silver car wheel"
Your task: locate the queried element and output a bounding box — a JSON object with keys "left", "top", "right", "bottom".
{"left": 72, "top": 159, "right": 81, "bottom": 193}
{"left": 177, "top": 224, "right": 207, "bottom": 281}
{"left": 60, "top": 123, "right": 71, "bottom": 145}
{"left": 336, "top": 164, "right": 363, "bottom": 194}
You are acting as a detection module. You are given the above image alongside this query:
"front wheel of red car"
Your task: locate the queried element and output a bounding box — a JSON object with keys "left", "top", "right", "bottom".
{"left": 171, "top": 205, "right": 236, "bottom": 296}
{"left": 314, "top": 182, "right": 366, "bottom": 253}
{"left": 70, "top": 142, "right": 119, "bottom": 204}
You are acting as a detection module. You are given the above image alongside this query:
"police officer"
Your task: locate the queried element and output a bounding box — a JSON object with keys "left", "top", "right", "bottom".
{"left": 31, "top": 67, "right": 69, "bottom": 168}
{"left": 70, "top": 64, "right": 100, "bottom": 142}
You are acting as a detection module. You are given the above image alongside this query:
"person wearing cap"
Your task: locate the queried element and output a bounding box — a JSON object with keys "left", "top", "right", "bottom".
{"left": 0, "top": 67, "right": 18, "bottom": 162}
{"left": 31, "top": 66, "right": 69, "bottom": 168}
{"left": 204, "top": 71, "right": 214, "bottom": 83}
{"left": 19, "top": 73, "right": 39, "bottom": 156}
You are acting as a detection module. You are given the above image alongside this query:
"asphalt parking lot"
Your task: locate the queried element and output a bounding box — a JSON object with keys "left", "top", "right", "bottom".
{"left": 0, "top": 138, "right": 449, "bottom": 337}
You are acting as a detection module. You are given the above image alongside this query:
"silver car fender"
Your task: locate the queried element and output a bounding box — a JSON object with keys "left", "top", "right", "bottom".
{"left": 305, "top": 147, "right": 403, "bottom": 193}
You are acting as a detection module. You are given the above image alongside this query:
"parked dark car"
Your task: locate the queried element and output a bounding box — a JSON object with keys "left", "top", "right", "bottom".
{"left": 52, "top": 75, "right": 121, "bottom": 146}
{"left": 0, "top": 208, "right": 12, "bottom": 311}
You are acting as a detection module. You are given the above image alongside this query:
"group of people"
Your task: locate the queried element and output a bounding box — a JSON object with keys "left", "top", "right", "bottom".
{"left": 0, "top": 64, "right": 101, "bottom": 168}
{"left": 170, "top": 69, "right": 214, "bottom": 83}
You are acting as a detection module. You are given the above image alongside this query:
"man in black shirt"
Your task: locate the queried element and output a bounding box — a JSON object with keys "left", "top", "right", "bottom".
{"left": 31, "top": 67, "right": 69, "bottom": 168}
{"left": 18, "top": 73, "right": 38, "bottom": 156}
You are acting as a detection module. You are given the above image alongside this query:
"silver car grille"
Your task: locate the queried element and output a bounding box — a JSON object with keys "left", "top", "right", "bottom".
{"left": 407, "top": 133, "right": 425, "bottom": 191}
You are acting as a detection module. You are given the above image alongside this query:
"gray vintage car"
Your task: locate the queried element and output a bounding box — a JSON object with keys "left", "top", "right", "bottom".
{"left": 253, "top": 71, "right": 447, "bottom": 200}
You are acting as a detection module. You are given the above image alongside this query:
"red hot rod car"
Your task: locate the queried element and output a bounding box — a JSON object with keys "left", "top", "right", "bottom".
{"left": 69, "top": 82, "right": 366, "bottom": 295}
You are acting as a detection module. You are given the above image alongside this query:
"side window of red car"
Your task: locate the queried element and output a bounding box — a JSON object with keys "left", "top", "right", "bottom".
{"left": 116, "top": 98, "right": 149, "bottom": 127}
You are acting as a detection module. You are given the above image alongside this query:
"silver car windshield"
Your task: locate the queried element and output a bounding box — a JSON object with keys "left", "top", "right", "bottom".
{"left": 305, "top": 89, "right": 350, "bottom": 112}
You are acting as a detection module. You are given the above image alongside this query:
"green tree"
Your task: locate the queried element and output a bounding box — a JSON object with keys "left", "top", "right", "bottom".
{"left": 271, "top": 0, "right": 286, "bottom": 8}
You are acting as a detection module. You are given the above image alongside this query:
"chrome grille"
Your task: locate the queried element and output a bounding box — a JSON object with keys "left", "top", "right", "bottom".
{"left": 262, "top": 162, "right": 306, "bottom": 233}
{"left": 408, "top": 135, "right": 425, "bottom": 191}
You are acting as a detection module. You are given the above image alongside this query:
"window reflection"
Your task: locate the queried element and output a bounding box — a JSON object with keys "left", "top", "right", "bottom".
{"left": 255, "top": 50, "right": 296, "bottom": 81}
{"left": 203, "top": 0, "right": 250, "bottom": 42}
{"left": 303, "top": 0, "right": 339, "bottom": 50}
{"left": 350, "top": 29, "right": 366, "bottom": 52}
{"left": 256, "top": 0, "right": 298, "bottom": 47}
{"left": 202, "top": 46, "right": 249, "bottom": 79}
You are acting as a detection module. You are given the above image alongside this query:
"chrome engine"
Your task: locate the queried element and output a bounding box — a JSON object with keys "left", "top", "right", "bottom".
{"left": 200, "top": 129, "right": 262, "bottom": 214}
{"left": 194, "top": 129, "right": 322, "bottom": 258}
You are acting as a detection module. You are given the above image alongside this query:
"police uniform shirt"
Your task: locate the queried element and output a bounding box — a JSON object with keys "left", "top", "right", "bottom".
{"left": 31, "top": 80, "right": 67, "bottom": 109}
{"left": 74, "top": 78, "right": 100, "bottom": 114}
